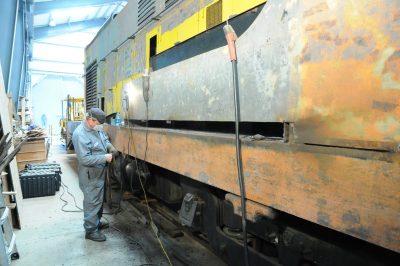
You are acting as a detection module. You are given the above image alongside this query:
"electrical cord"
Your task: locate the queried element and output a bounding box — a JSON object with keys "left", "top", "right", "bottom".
{"left": 59, "top": 181, "right": 83, "bottom": 212}
{"left": 127, "top": 132, "right": 136, "bottom": 194}
{"left": 59, "top": 179, "right": 144, "bottom": 248}
{"left": 60, "top": 179, "right": 115, "bottom": 215}
{"left": 127, "top": 102, "right": 173, "bottom": 266}
{"left": 104, "top": 166, "right": 168, "bottom": 264}
{"left": 58, "top": 157, "right": 163, "bottom": 264}
{"left": 133, "top": 147, "right": 173, "bottom": 266}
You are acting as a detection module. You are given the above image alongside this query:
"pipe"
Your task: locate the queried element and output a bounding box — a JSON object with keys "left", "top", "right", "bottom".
{"left": 7, "top": 0, "right": 20, "bottom": 94}
{"left": 18, "top": 0, "right": 27, "bottom": 101}
{"left": 23, "top": 0, "right": 31, "bottom": 98}
{"left": 18, "top": 47, "right": 26, "bottom": 98}
{"left": 17, "top": 50, "right": 26, "bottom": 113}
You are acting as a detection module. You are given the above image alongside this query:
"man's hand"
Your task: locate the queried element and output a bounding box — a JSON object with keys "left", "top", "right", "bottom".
{"left": 105, "top": 153, "right": 113, "bottom": 163}
{"left": 107, "top": 144, "right": 119, "bottom": 157}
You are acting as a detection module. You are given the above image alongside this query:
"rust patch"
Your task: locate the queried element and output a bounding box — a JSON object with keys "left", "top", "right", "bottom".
{"left": 300, "top": 43, "right": 311, "bottom": 63}
{"left": 318, "top": 32, "right": 333, "bottom": 41}
{"left": 342, "top": 31, "right": 376, "bottom": 60}
{"left": 319, "top": 174, "right": 330, "bottom": 184}
{"left": 303, "top": 2, "right": 329, "bottom": 18}
{"left": 342, "top": 210, "right": 361, "bottom": 224}
{"left": 317, "top": 211, "right": 330, "bottom": 226}
{"left": 394, "top": 11, "right": 400, "bottom": 22}
{"left": 320, "top": 19, "right": 337, "bottom": 28}
{"left": 199, "top": 172, "right": 210, "bottom": 183}
{"left": 225, "top": 193, "right": 276, "bottom": 221}
{"left": 334, "top": 35, "right": 345, "bottom": 46}
{"left": 305, "top": 20, "right": 337, "bottom": 32}
{"left": 345, "top": 227, "right": 371, "bottom": 240}
{"left": 372, "top": 101, "right": 398, "bottom": 112}
{"left": 298, "top": 58, "right": 400, "bottom": 145}
{"left": 317, "top": 198, "right": 327, "bottom": 206}
{"left": 384, "top": 50, "right": 400, "bottom": 82}
{"left": 354, "top": 37, "right": 366, "bottom": 46}
{"left": 297, "top": 0, "right": 400, "bottom": 147}
{"left": 384, "top": 228, "right": 400, "bottom": 244}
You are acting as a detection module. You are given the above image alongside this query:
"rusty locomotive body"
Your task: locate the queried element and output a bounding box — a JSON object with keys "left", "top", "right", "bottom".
{"left": 84, "top": 0, "right": 400, "bottom": 265}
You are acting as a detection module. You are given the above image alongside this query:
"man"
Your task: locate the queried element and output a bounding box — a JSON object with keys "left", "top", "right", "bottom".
{"left": 72, "top": 108, "right": 117, "bottom": 242}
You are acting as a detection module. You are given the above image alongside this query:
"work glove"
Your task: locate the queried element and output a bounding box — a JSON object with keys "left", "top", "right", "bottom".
{"left": 107, "top": 143, "right": 119, "bottom": 158}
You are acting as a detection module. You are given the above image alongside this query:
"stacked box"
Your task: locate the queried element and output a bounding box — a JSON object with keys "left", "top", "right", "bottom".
{"left": 24, "top": 163, "right": 62, "bottom": 191}
{"left": 25, "top": 162, "right": 61, "bottom": 169}
{"left": 19, "top": 169, "right": 57, "bottom": 198}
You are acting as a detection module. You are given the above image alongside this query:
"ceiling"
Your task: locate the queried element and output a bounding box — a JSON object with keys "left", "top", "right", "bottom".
{"left": 30, "top": 0, "right": 128, "bottom": 77}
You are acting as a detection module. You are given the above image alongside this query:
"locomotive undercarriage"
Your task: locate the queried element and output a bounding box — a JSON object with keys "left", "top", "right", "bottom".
{"left": 106, "top": 123, "right": 399, "bottom": 266}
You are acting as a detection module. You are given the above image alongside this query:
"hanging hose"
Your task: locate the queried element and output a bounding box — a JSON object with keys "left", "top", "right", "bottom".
{"left": 223, "top": 23, "right": 249, "bottom": 266}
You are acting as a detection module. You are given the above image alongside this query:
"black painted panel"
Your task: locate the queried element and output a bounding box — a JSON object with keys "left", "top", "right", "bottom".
{"left": 152, "top": 5, "right": 264, "bottom": 71}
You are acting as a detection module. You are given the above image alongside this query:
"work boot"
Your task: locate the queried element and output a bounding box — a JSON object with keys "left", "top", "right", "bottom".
{"left": 85, "top": 231, "right": 106, "bottom": 242}
{"left": 98, "top": 219, "right": 109, "bottom": 230}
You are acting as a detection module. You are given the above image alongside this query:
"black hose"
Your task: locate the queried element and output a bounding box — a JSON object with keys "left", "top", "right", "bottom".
{"left": 231, "top": 59, "right": 249, "bottom": 266}
{"left": 224, "top": 22, "right": 249, "bottom": 266}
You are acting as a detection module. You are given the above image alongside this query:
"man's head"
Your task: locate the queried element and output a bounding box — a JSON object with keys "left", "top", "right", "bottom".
{"left": 86, "top": 108, "right": 106, "bottom": 129}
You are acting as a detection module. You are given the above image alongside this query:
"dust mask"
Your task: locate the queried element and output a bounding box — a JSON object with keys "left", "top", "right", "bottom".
{"left": 93, "top": 125, "right": 103, "bottom": 131}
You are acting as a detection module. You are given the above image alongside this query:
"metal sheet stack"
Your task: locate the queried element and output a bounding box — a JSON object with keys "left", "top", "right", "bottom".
{"left": 19, "top": 163, "right": 62, "bottom": 199}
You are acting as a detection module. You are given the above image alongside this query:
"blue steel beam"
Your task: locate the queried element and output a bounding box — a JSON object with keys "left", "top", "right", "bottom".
{"left": 34, "top": 41, "right": 86, "bottom": 49}
{"left": 34, "top": 0, "right": 125, "bottom": 15}
{"left": 0, "top": 0, "right": 18, "bottom": 93}
{"left": 34, "top": 18, "right": 107, "bottom": 39}
{"left": 7, "top": 0, "right": 19, "bottom": 94}
{"left": 31, "top": 58, "right": 83, "bottom": 65}
{"left": 11, "top": 6, "right": 25, "bottom": 109}
{"left": 0, "top": 0, "right": 28, "bottom": 112}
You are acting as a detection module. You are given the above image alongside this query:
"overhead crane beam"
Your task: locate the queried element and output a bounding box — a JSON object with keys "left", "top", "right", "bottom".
{"left": 33, "top": 0, "right": 125, "bottom": 15}
{"left": 34, "top": 18, "right": 106, "bottom": 40}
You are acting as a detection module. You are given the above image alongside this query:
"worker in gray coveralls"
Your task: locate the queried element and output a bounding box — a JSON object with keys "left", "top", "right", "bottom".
{"left": 72, "top": 108, "right": 117, "bottom": 242}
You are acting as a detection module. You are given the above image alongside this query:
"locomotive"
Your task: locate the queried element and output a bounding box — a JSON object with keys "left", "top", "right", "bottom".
{"left": 84, "top": 0, "right": 400, "bottom": 265}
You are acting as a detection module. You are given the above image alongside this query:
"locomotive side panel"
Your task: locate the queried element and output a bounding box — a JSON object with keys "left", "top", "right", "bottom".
{"left": 84, "top": 0, "right": 400, "bottom": 262}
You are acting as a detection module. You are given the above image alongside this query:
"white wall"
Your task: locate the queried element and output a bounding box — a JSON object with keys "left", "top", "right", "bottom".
{"left": 31, "top": 75, "right": 83, "bottom": 136}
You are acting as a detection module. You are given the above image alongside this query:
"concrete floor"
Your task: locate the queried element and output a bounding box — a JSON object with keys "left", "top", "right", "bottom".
{"left": 12, "top": 140, "right": 225, "bottom": 266}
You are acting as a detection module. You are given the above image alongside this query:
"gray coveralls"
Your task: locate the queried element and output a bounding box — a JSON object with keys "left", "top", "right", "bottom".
{"left": 72, "top": 122, "right": 111, "bottom": 233}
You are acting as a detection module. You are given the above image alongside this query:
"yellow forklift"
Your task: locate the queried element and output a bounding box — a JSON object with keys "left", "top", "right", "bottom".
{"left": 60, "top": 95, "right": 84, "bottom": 149}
